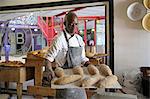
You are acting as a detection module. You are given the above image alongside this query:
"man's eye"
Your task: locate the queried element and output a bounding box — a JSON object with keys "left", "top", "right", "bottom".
{"left": 70, "top": 23, "right": 78, "bottom": 26}
{"left": 74, "top": 23, "right": 78, "bottom": 25}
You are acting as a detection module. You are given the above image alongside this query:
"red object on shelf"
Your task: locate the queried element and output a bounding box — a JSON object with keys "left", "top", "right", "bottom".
{"left": 78, "top": 16, "right": 105, "bottom": 20}
{"left": 38, "top": 16, "right": 56, "bottom": 46}
{"left": 37, "top": 6, "right": 106, "bottom": 46}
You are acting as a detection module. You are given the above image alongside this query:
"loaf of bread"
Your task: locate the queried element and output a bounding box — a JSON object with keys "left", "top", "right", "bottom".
{"left": 98, "top": 64, "right": 112, "bottom": 76}
{"left": 87, "top": 64, "right": 99, "bottom": 75}
{"left": 54, "top": 67, "right": 65, "bottom": 78}
{"left": 73, "top": 66, "right": 84, "bottom": 76}
{"left": 28, "top": 47, "right": 49, "bottom": 58}
{"left": 86, "top": 46, "right": 96, "bottom": 58}
{"left": 81, "top": 74, "right": 104, "bottom": 87}
{"left": 96, "top": 75, "right": 118, "bottom": 88}
{"left": 41, "top": 47, "right": 49, "bottom": 53}
{"left": 86, "top": 52, "right": 95, "bottom": 58}
{"left": 54, "top": 75, "right": 82, "bottom": 85}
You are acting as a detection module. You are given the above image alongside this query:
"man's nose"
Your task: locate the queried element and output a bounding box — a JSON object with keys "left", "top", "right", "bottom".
{"left": 74, "top": 24, "right": 79, "bottom": 34}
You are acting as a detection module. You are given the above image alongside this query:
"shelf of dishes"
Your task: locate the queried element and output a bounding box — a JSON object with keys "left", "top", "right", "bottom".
{"left": 127, "top": 0, "right": 150, "bottom": 32}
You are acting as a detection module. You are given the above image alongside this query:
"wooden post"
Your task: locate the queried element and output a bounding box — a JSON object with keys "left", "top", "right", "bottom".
{"left": 35, "top": 64, "right": 43, "bottom": 99}
{"left": 17, "top": 83, "right": 23, "bottom": 99}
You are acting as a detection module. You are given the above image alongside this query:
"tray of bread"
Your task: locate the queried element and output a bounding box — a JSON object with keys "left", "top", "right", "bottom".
{"left": 27, "top": 47, "right": 49, "bottom": 59}
{"left": 51, "top": 64, "right": 121, "bottom": 89}
{"left": 0, "top": 61, "right": 24, "bottom": 67}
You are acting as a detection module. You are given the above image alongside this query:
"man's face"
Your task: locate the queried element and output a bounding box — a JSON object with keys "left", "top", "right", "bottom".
{"left": 65, "top": 16, "right": 78, "bottom": 35}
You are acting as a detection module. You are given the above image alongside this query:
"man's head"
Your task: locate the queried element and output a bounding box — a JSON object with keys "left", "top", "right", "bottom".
{"left": 64, "top": 11, "right": 78, "bottom": 35}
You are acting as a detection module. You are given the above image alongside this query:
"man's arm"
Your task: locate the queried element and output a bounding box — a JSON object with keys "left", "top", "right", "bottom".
{"left": 46, "top": 35, "right": 62, "bottom": 71}
{"left": 46, "top": 36, "right": 62, "bottom": 63}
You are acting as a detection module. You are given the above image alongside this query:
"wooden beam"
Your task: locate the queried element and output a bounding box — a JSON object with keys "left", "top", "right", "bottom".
{"left": 27, "top": 86, "right": 56, "bottom": 96}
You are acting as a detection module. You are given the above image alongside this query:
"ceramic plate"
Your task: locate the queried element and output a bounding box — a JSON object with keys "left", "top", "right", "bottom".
{"left": 143, "top": 0, "right": 150, "bottom": 9}
{"left": 142, "top": 13, "right": 150, "bottom": 32}
{"left": 127, "top": 2, "right": 147, "bottom": 21}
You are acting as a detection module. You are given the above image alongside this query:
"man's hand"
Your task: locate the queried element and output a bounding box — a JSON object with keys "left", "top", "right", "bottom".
{"left": 84, "top": 61, "right": 91, "bottom": 67}
{"left": 46, "top": 60, "right": 58, "bottom": 70}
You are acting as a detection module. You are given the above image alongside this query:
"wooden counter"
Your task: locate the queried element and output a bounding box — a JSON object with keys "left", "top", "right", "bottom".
{"left": 0, "top": 65, "right": 34, "bottom": 99}
{"left": 25, "top": 55, "right": 56, "bottom": 98}
{"left": 25, "top": 54, "right": 121, "bottom": 99}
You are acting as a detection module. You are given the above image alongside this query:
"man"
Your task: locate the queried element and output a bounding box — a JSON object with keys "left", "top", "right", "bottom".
{"left": 44, "top": 11, "right": 91, "bottom": 99}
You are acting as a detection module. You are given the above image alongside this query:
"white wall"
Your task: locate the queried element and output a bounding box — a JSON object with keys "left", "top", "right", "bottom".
{"left": 114, "top": 0, "right": 150, "bottom": 76}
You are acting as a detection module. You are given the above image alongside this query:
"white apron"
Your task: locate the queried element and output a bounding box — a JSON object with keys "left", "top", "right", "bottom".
{"left": 55, "top": 31, "right": 87, "bottom": 99}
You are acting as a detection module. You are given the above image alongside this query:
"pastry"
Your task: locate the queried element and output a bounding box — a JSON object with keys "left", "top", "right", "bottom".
{"left": 87, "top": 64, "right": 99, "bottom": 75}
{"left": 54, "top": 67, "right": 65, "bottom": 78}
{"left": 98, "top": 64, "right": 112, "bottom": 76}
{"left": 97, "top": 75, "right": 118, "bottom": 88}
{"left": 73, "top": 66, "right": 84, "bottom": 76}
{"left": 54, "top": 75, "right": 82, "bottom": 85}
{"left": 81, "top": 74, "right": 104, "bottom": 87}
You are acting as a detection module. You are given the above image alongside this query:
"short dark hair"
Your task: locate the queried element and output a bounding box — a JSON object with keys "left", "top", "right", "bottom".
{"left": 64, "top": 11, "right": 77, "bottom": 26}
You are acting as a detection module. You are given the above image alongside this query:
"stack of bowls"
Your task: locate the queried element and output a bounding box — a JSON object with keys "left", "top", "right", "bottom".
{"left": 142, "top": 0, "right": 150, "bottom": 32}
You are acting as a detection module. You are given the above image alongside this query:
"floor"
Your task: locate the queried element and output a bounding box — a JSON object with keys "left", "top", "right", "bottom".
{"left": 10, "top": 95, "right": 48, "bottom": 99}
{"left": 0, "top": 80, "right": 149, "bottom": 99}
{"left": 8, "top": 92, "right": 149, "bottom": 99}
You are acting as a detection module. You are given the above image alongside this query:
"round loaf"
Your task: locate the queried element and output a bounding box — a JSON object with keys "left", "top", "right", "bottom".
{"left": 73, "top": 66, "right": 84, "bottom": 76}
{"left": 98, "top": 64, "right": 112, "bottom": 76}
{"left": 81, "top": 74, "right": 104, "bottom": 87}
{"left": 87, "top": 64, "right": 99, "bottom": 75}
{"left": 54, "top": 67, "right": 65, "bottom": 78}
{"left": 97, "top": 75, "right": 118, "bottom": 88}
{"left": 54, "top": 75, "right": 82, "bottom": 85}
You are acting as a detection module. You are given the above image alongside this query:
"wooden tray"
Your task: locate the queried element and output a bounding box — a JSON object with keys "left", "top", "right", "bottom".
{"left": 0, "top": 62, "right": 24, "bottom": 67}
{"left": 51, "top": 67, "right": 122, "bottom": 89}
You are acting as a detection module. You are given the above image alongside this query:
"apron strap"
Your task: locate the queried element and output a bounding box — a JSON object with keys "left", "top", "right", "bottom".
{"left": 75, "top": 36, "right": 81, "bottom": 47}
{"left": 63, "top": 30, "right": 82, "bottom": 68}
{"left": 63, "top": 30, "right": 81, "bottom": 47}
{"left": 63, "top": 30, "right": 73, "bottom": 67}
{"left": 63, "top": 30, "right": 69, "bottom": 47}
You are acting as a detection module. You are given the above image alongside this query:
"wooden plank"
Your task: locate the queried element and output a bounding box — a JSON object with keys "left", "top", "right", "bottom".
{"left": 89, "top": 58, "right": 103, "bottom": 65}
{"left": 25, "top": 55, "right": 46, "bottom": 99}
{"left": 25, "top": 59, "right": 45, "bottom": 67}
{"left": 17, "top": 83, "right": 23, "bottom": 99}
{"left": 27, "top": 86, "right": 56, "bottom": 96}
{"left": 94, "top": 53, "right": 109, "bottom": 57}
{"left": 19, "top": 67, "right": 26, "bottom": 83}
{"left": 0, "top": 67, "right": 26, "bottom": 82}
{"left": 35, "top": 66, "right": 43, "bottom": 86}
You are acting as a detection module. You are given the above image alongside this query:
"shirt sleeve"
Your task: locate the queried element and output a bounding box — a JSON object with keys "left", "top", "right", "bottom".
{"left": 46, "top": 36, "right": 62, "bottom": 62}
{"left": 81, "top": 45, "right": 89, "bottom": 64}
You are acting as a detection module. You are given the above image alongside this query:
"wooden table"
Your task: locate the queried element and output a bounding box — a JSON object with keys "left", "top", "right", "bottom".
{"left": 25, "top": 55, "right": 122, "bottom": 99}
{"left": 25, "top": 55, "right": 56, "bottom": 99}
{"left": 89, "top": 53, "right": 109, "bottom": 65}
{"left": 51, "top": 67, "right": 121, "bottom": 89}
{"left": 0, "top": 65, "right": 34, "bottom": 99}
{"left": 0, "top": 65, "right": 25, "bottom": 99}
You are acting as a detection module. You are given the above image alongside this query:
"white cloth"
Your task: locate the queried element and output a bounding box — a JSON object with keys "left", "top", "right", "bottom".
{"left": 46, "top": 30, "right": 89, "bottom": 66}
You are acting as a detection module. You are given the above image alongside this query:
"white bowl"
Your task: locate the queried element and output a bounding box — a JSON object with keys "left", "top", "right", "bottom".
{"left": 127, "top": 2, "right": 147, "bottom": 21}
